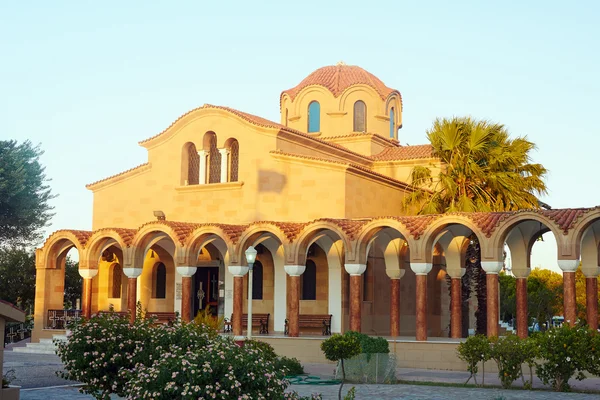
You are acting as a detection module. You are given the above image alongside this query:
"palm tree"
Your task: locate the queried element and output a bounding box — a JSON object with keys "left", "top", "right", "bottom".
{"left": 404, "top": 117, "right": 548, "bottom": 335}
{"left": 403, "top": 117, "right": 548, "bottom": 214}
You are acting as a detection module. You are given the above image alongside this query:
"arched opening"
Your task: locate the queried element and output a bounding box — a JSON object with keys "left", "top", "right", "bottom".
{"left": 389, "top": 107, "right": 395, "bottom": 139}
{"left": 302, "top": 259, "right": 317, "bottom": 300}
{"left": 153, "top": 262, "right": 167, "bottom": 299}
{"left": 203, "top": 132, "right": 221, "bottom": 184}
{"left": 251, "top": 260, "right": 264, "bottom": 300}
{"left": 227, "top": 139, "right": 239, "bottom": 183}
{"left": 108, "top": 263, "right": 123, "bottom": 299}
{"left": 183, "top": 142, "right": 199, "bottom": 185}
{"left": 307, "top": 101, "right": 320, "bottom": 133}
{"left": 353, "top": 100, "right": 366, "bottom": 132}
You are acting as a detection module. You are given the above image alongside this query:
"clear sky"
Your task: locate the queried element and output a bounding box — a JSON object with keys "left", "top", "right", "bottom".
{"left": 1, "top": 1, "right": 598, "bottom": 271}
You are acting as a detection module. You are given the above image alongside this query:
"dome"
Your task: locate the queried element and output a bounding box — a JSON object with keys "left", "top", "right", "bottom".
{"left": 281, "top": 62, "right": 399, "bottom": 101}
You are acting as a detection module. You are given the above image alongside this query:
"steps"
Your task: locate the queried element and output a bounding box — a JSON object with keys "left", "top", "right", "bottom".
{"left": 12, "top": 334, "right": 67, "bottom": 355}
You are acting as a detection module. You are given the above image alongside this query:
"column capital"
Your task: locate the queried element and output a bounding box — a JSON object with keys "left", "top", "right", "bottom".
{"left": 386, "top": 269, "right": 405, "bottom": 280}
{"left": 284, "top": 265, "right": 306, "bottom": 277}
{"left": 344, "top": 263, "right": 366, "bottom": 276}
{"left": 512, "top": 268, "right": 531, "bottom": 279}
{"left": 78, "top": 268, "right": 98, "bottom": 279}
{"left": 558, "top": 259, "right": 579, "bottom": 273}
{"left": 218, "top": 148, "right": 230, "bottom": 155}
{"left": 228, "top": 265, "right": 249, "bottom": 277}
{"left": 446, "top": 268, "right": 466, "bottom": 279}
{"left": 410, "top": 262, "right": 432, "bottom": 276}
{"left": 583, "top": 267, "right": 600, "bottom": 278}
{"left": 123, "top": 267, "right": 143, "bottom": 278}
{"left": 481, "top": 261, "right": 503, "bottom": 274}
{"left": 197, "top": 149, "right": 207, "bottom": 156}
{"left": 176, "top": 266, "right": 197, "bottom": 277}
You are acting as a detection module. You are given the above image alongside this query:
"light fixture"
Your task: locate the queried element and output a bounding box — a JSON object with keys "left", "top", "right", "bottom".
{"left": 153, "top": 210, "right": 166, "bottom": 221}
{"left": 245, "top": 246, "right": 257, "bottom": 267}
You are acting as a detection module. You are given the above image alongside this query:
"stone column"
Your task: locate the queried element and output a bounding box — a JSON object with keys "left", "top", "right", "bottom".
{"left": 285, "top": 265, "right": 306, "bottom": 337}
{"left": 228, "top": 265, "right": 249, "bottom": 336}
{"left": 123, "top": 267, "right": 143, "bottom": 324}
{"left": 176, "top": 266, "right": 197, "bottom": 322}
{"left": 345, "top": 264, "right": 366, "bottom": 332}
{"left": 386, "top": 269, "right": 405, "bottom": 337}
{"left": 585, "top": 273, "right": 598, "bottom": 331}
{"left": 447, "top": 268, "right": 465, "bottom": 339}
{"left": 410, "top": 263, "right": 432, "bottom": 341}
{"left": 79, "top": 269, "right": 98, "bottom": 319}
{"left": 219, "top": 148, "right": 229, "bottom": 183}
{"left": 513, "top": 269, "right": 530, "bottom": 339}
{"left": 481, "top": 261, "right": 503, "bottom": 337}
{"left": 198, "top": 150, "right": 207, "bottom": 184}
{"left": 558, "top": 259, "right": 579, "bottom": 327}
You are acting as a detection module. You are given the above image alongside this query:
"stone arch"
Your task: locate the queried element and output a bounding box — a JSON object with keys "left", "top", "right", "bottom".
{"left": 567, "top": 208, "right": 600, "bottom": 261}
{"left": 235, "top": 223, "right": 290, "bottom": 265}
{"left": 181, "top": 142, "right": 200, "bottom": 185}
{"left": 184, "top": 225, "right": 236, "bottom": 267}
{"left": 290, "top": 86, "right": 332, "bottom": 118}
{"left": 418, "top": 215, "right": 485, "bottom": 263}
{"left": 202, "top": 131, "right": 221, "bottom": 184}
{"left": 223, "top": 138, "right": 239, "bottom": 182}
{"left": 129, "top": 223, "right": 185, "bottom": 268}
{"left": 354, "top": 219, "right": 414, "bottom": 265}
{"left": 338, "top": 85, "right": 383, "bottom": 112}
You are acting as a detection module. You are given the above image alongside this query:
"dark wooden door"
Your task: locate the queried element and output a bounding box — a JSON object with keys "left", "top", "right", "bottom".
{"left": 193, "top": 267, "right": 219, "bottom": 317}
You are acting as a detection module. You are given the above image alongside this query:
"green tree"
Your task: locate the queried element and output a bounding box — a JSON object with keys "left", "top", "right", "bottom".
{"left": 528, "top": 268, "right": 563, "bottom": 330}
{"left": 0, "top": 140, "right": 54, "bottom": 246}
{"left": 64, "top": 258, "right": 82, "bottom": 309}
{"left": 321, "top": 333, "right": 361, "bottom": 400}
{"left": 499, "top": 272, "right": 516, "bottom": 323}
{"left": 0, "top": 247, "right": 36, "bottom": 312}
{"left": 403, "top": 117, "right": 548, "bottom": 214}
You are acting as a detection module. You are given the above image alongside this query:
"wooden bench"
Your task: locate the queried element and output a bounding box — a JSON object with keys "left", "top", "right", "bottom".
{"left": 98, "top": 310, "right": 128, "bottom": 319}
{"left": 285, "top": 314, "right": 332, "bottom": 336}
{"left": 146, "top": 312, "right": 177, "bottom": 324}
{"left": 227, "top": 313, "right": 270, "bottom": 334}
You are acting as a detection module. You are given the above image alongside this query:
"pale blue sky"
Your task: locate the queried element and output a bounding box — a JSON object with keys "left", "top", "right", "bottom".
{"left": 1, "top": 1, "right": 598, "bottom": 271}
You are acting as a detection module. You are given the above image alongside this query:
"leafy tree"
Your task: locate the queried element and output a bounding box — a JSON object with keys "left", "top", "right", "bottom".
{"left": 0, "top": 140, "right": 54, "bottom": 246}
{"left": 529, "top": 268, "right": 562, "bottom": 330}
{"left": 321, "top": 333, "right": 361, "bottom": 400}
{"left": 405, "top": 117, "right": 548, "bottom": 335}
{"left": 0, "top": 247, "right": 36, "bottom": 312}
{"left": 499, "top": 272, "right": 516, "bottom": 323}
{"left": 403, "top": 116, "right": 547, "bottom": 214}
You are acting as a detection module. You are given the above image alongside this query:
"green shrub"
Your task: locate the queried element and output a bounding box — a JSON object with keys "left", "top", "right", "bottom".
{"left": 244, "top": 339, "right": 278, "bottom": 361}
{"left": 490, "top": 334, "right": 527, "bottom": 388}
{"left": 535, "top": 325, "right": 590, "bottom": 391}
{"left": 321, "top": 334, "right": 361, "bottom": 400}
{"left": 344, "top": 331, "right": 389, "bottom": 354}
{"left": 456, "top": 335, "right": 492, "bottom": 386}
{"left": 276, "top": 356, "right": 305, "bottom": 375}
{"left": 585, "top": 332, "right": 600, "bottom": 377}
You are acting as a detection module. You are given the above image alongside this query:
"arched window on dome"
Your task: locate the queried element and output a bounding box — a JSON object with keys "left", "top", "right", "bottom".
{"left": 353, "top": 101, "right": 367, "bottom": 132}
{"left": 153, "top": 262, "right": 167, "bottom": 299}
{"left": 307, "top": 101, "right": 320, "bottom": 133}
{"left": 389, "top": 107, "right": 395, "bottom": 139}
{"left": 251, "top": 261, "right": 263, "bottom": 300}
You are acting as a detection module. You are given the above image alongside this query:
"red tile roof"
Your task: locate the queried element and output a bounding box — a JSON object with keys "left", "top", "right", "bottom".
{"left": 86, "top": 163, "right": 150, "bottom": 189}
{"left": 191, "top": 223, "right": 248, "bottom": 245}
{"left": 248, "top": 221, "right": 308, "bottom": 242}
{"left": 94, "top": 228, "right": 138, "bottom": 247}
{"left": 539, "top": 208, "right": 589, "bottom": 235}
{"left": 44, "top": 229, "right": 93, "bottom": 248}
{"left": 371, "top": 144, "right": 434, "bottom": 161}
{"left": 466, "top": 212, "right": 512, "bottom": 238}
{"left": 138, "top": 221, "right": 201, "bottom": 245}
{"left": 281, "top": 64, "right": 400, "bottom": 102}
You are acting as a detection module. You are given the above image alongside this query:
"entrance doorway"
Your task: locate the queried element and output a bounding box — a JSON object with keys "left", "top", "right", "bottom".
{"left": 193, "top": 267, "right": 219, "bottom": 317}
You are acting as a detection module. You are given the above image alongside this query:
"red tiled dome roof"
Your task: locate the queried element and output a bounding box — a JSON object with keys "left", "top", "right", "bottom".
{"left": 281, "top": 63, "right": 399, "bottom": 101}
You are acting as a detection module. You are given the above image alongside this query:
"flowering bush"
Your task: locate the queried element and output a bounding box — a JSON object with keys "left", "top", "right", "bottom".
{"left": 125, "top": 337, "right": 289, "bottom": 399}
{"left": 534, "top": 324, "right": 590, "bottom": 391}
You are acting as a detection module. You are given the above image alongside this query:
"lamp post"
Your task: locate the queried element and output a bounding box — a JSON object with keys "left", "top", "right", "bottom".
{"left": 245, "top": 246, "right": 257, "bottom": 340}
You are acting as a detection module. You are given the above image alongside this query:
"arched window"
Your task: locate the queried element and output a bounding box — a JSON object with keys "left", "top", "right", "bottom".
{"left": 251, "top": 261, "right": 263, "bottom": 300}
{"left": 207, "top": 134, "right": 221, "bottom": 184}
{"left": 302, "top": 260, "right": 317, "bottom": 300}
{"left": 285, "top": 109, "right": 289, "bottom": 127}
{"left": 228, "top": 140, "right": 239, "bottom": 182}
{"left": 307, "top": 101, "right": 320, "bottom": 133}
{"left": 353, "top": 101, "right": 367, "bottom": 132}
{"left": 186, "top": 143, "right": 199, "bottom": 185}
{"left": 153, "top": 262, "right": 166, "bottom": 299}
{"left": 109, "top": 263, "right": 122, "bottom": 298}
{"left": 389, "top": 107, "right": 395, "bottom": 139}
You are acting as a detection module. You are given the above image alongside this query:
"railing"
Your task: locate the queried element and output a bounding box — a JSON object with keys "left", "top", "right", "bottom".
{"left": 4, "top": 322, "right": 32, "bottom": 346}
{"left": 45, "top": 309, "right": 81, "bottom": 329}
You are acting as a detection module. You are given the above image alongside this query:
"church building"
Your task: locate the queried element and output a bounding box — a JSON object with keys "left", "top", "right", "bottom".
{"left": 32, "top": 64, "right": 600, "bottom": 366}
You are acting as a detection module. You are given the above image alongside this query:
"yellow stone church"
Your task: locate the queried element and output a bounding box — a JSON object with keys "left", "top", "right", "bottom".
{"left": 32, "top": 63, "right": 600, "bottom": 367}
